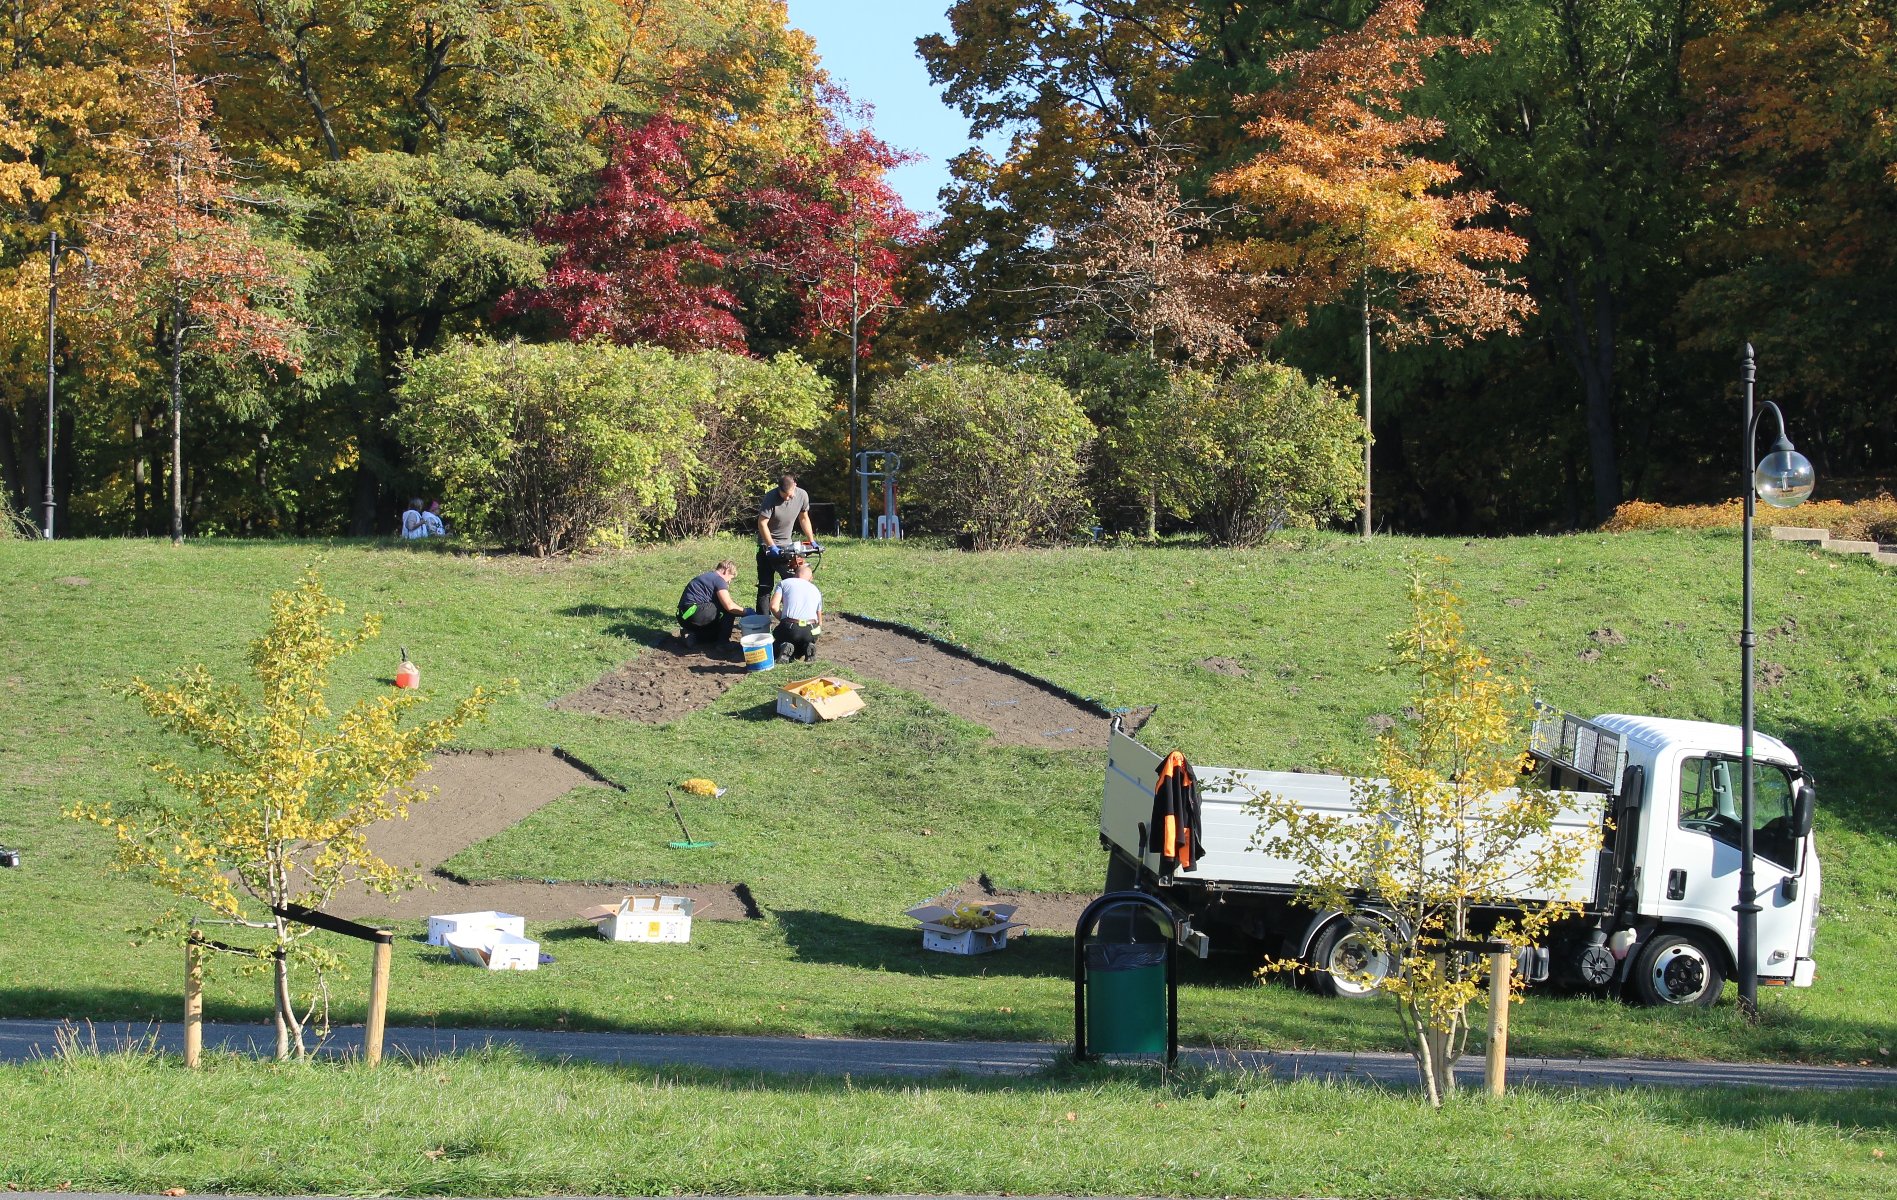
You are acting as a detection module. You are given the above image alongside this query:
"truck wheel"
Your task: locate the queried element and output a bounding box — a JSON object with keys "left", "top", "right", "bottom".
{"left": 1310, "top": 919, "right": 1394, "bottom": 999}
{"left": 1630, "top": 931, "right": 1726, "bottom": 1007}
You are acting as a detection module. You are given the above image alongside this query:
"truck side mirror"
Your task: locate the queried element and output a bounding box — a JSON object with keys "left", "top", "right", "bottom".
{"left": 1793, "top": 780, "right": 1816, "bottom": 839}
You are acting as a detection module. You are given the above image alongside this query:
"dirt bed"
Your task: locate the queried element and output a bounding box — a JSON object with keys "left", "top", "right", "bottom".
{"left": 555, "top": 614, "right": 1148, "bottom": 749}
{"left": 552, "top": 638, "right": 747, "bottom": 723}
{"left": 328, "top": 749, "right": 752, "bottom": 923}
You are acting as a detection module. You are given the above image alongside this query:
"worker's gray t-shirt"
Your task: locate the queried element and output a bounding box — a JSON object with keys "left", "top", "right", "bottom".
{"left": 758, "top": 486, "right": 810, "bottom": 545}
{"left": 772, "top": 577, "right": 823, "bottom": 622}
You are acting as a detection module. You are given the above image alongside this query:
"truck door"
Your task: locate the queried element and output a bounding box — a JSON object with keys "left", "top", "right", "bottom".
{"left": 1659, "top": 754, "right": 1806, "bottom": 980}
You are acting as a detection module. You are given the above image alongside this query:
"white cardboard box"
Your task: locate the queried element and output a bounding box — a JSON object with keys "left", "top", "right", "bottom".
{"left": 776, "top": 675, "right": 865, "bottom": 723}
{"left": 427, "top": 910, "right": 525, "bottom": 947}
{"left": 904, "top": 902, "right": 1023, "bottom": 956}
{"left": 444, "top": 929, "right": 540, "bottom": 970}
{"left": 579, "top": 894, "right": 695, "bottom": 943}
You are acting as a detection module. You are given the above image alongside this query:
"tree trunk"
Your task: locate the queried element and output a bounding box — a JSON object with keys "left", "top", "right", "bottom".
{"left": 133, "top": 413, "right": 148, "bottom": 534}
{"left": 0, "top": 405, "right": 24, "bottom": 516}
{"left": 1554, "top": 261, "right": 1622, "bottom": 525}
{"left": 169, "top": 304, "right": 185, "bottom": 546}
{"left": 1361, "top": 287, "right": 1373, "bottom": 539}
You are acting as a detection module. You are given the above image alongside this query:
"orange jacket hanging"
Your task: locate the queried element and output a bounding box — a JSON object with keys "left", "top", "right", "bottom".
{"left": 1150, "top": 750, "right": 1203, "bottom": 875}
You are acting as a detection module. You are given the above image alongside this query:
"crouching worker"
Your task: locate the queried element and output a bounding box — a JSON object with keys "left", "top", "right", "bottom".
{"left": 769, "top": 559, "right": 823, "bottom": 663}
{"left": 677, "top": 560, "right": 744, "bottom": 652}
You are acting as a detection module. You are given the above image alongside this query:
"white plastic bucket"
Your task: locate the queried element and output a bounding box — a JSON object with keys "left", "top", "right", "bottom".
{"left": 741, "top": 633, "right": 775, "bottom": 672}
{"left": 739, "top": 613, "right": 772, "bottom": 637}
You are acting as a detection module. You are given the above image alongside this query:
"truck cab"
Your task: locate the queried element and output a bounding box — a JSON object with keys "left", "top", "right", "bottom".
{"left": 1099, "top": 711, "right": 1821, "bottom": 1007}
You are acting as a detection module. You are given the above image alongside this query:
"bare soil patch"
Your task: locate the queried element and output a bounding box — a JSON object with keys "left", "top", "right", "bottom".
{"left": 553, "top": 637, "right": 746, "bottom": 723}
{"left": 1198, "top": 656, "right": 1249, "bottom": 677}
{"left": 553, "top": 613, "right": 1150, "bottom": 749}
{"left": 931, "top": 875, "right": 1096, "bottom": 933}
{"left": 328, "top": 748, "right": 752, "bottom": 923}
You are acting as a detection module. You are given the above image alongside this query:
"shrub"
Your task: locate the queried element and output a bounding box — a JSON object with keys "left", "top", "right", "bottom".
{"left": 396, "top": 339, "right": 705, "bottom": 555}
{"left": 1125, "top": 362, "right": 1363, "bottom": 546}
{"left": 663, "top": 351, "right": 834, "bottom": 538}
{"left": 1606, "top": 494, "right": 1897, "bottom": 542}
{"left": 869, "top": 361, "right": 1095, "bottom": 549}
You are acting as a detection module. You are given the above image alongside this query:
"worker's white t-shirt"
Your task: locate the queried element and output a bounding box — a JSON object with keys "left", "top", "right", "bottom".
{"left": 772, "top": 577, "right": 823, "bottom": 622}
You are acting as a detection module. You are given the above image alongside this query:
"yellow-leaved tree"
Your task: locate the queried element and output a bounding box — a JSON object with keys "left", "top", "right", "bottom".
{"left": 68, "top": 569, "right": 505, "bottom": 1059}
{"left": 1244, "top": 570, "right": 1599, "bottom": 1106}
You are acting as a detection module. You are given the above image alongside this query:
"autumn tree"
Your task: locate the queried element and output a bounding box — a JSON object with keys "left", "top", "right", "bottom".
{"left": 1242, "top": 572, "right": 1599, "bottom": 1106}
{"left": 83, "top": 1, "right": 300, "bottom": 546}
{"left": 68, "top": 570, "right": 503, "bottom": 1059}
{"left": 1051, "top": 146, "right": 1255, "bottom": 363}
{"left": 1212, "top": 0, "right": 1532, "bottom": 538}
{"left": 497, "top": 115, "right": 747, "bottom": 353}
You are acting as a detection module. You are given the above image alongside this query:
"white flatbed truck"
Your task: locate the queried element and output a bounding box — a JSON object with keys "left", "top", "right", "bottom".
{"left": 1101, "top": 710, "right": 1821, "bottom": 1006}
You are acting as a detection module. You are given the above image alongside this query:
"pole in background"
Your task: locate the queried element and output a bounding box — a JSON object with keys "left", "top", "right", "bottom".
{"left": 1738, "top": 344, "right": 1759, "bottom": 1020}
{"left": 43, "top": 232, "right": 60, "bottom": 538}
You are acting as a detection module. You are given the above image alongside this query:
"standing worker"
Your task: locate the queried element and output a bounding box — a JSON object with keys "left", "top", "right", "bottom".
{"left": 769, "top": 559, "right": 824, "bottom": 663}
{"left": 756, "top": 472, "right": 818, "bottom": 612}
{"left": 677, "top": 560, "right": 745, "bottom": 652}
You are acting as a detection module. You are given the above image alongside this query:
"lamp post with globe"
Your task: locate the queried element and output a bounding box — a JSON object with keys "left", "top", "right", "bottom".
{"left": 1737, "top": 343, "right": 1815, "bottom": 1020}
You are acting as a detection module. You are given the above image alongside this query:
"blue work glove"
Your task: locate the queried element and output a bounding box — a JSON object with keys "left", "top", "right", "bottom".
{"left": 808, "top": 542, "right": 823, "bottom": 553}
{"left": 764, "top": 543, "right": 782, "bottom": 557}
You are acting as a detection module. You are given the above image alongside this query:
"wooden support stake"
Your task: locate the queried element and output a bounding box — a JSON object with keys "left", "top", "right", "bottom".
{"left": 184, "top": 932, "right": 204, "bottom": 1069}
{"left": 365, "top": 933, "right": 392, "bottom": 1067}
{"left": 1486, "top": 949, "right": 1511, "bottom": 1097}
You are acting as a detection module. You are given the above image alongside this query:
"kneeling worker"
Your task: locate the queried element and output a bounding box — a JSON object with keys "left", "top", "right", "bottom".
{"left": 769, "top": 559, "right": 823, "bottom": 663}
{"left": 677, "top": 560, "right": 744, "bottom": 651}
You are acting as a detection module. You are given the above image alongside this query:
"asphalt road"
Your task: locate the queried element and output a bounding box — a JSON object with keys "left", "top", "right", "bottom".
{"left": 4, "top": 1017, "right": 1892, "bottom": 1090}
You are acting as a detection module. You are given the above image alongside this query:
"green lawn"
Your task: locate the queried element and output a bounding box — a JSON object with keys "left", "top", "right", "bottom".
{"left": 0, "top": 532, "right": 1892, "bottom": 1065}
{"left": 0, "top": 1047, "right": 1889, "bottom": 1199}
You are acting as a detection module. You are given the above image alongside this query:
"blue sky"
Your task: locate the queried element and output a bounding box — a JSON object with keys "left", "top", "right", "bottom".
{"left": 784, "top": 1, "right": 988, "bottom": 220}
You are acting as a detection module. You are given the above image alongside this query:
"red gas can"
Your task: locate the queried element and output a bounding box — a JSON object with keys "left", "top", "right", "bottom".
{"left": 395, "top": 647, "right": 420, "bottom": 689}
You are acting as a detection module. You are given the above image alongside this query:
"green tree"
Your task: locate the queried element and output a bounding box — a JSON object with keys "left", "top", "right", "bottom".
{"left": 664, "top": 350, "right": 835, "bottom": 538}
{"left": 1123, "top": 362, "right": 1365, "bottom": 545}
{"left": 68, "top": 569, "right": 503, "bottom": 1059}
{"left": 1243, "top": 572, "right": 1599, "bottom": 1105}
{"left": 869, "top": 360, "right": 1094, "bottom": 549}
{"left": 396, "top": 339, "right": 706, "bottom": 555}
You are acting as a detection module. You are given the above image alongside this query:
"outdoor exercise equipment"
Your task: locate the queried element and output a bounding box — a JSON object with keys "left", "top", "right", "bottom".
{"left": 1073, "top": 891, "right": 1178, "bottom": 1063}
{"left": 854, "top": 450, "right": 901, "bottom": 540}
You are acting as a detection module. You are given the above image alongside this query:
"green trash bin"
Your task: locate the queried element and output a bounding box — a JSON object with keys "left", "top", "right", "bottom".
{"left": 1075, "top": 892, "right": 1177, "bottom": 1063}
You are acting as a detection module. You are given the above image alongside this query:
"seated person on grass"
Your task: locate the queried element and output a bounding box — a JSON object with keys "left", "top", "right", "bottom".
{"left": 677, "top": 560, "right": 744, "bottom": 651}
{"left": 769, "top": 559, "right": 823, "bottom": 664}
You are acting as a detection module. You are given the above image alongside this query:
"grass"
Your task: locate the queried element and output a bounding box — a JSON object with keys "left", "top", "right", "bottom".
{"left": 0, "top": 532, "right": 1892, "bottom": 1066}
{"left": 0, "top": 1046, "right": 1889, "bottom": 1198}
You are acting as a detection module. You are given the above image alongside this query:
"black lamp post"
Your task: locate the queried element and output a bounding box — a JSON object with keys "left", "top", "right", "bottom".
{"left": 1737, "top": 343, "right": 1815, "bottom": 1020}
{"left": 42, "top": 231, "right": 89, "bottom": 540}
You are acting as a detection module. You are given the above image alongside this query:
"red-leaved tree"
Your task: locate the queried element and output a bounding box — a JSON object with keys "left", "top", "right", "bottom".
{"left": 85, "top": 1, "right": 301, "bottom": 546}
{"left": 496, "top": 115, "right": 747, "bottom": 353}
{"left": 741, "top": 104, "right": 927, "bottom": 522}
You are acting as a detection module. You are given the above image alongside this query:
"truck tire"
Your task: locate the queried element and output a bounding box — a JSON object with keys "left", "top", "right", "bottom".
{"left": 1310, "top": 918, "right": 1395, "bottom": 999}
{"left": 1629, "top": 931, "right": 1726, "bottom": 1007}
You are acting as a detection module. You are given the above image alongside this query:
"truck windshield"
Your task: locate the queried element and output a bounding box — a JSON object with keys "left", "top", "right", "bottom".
{"left": 1677, "top": 756, "right": 1799, "bottom": 869}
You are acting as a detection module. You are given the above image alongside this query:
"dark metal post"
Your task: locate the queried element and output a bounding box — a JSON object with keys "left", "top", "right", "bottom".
{"left": 43, "top": 232, "right": 59, "bottom": 538}
{"left": 1737, "top": 344, "right": 1760, "bottom": 1021}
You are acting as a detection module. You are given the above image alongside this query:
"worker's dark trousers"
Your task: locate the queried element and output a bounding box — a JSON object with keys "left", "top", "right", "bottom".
{"left": 680, "top": 606, "right": 735, "bottom": 650}
{"left": 756, "top": 546, "right": 795, "bottom": 610}
{"left": 775, "top": 619, "right": 818, "bottom": 663}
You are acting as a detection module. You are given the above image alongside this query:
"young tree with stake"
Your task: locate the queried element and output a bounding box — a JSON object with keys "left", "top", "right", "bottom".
{"left": 68, "top": 570, "right": 504, "bottom": 1059}
{"left": 1242, "top": 570, "right": 1598, "bottom": 1105}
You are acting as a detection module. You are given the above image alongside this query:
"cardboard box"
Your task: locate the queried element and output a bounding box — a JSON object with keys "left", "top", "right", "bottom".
{"left": 427, "top": 910, "right": 525, "bottom": 947}
{"left": 444, "top": 929, "right": 540, "bottom": 970}
{"left": 579, "top": 894, "right": 695, "bottom": 943}
{"left": 776, "top": 675, "right": 865, "bottom": 723}
{"left": 904, "top": 902, "right": 1023, "bottom": 956}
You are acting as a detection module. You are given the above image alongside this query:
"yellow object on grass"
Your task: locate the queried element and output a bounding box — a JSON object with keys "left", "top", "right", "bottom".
{"left": 679, "top": 778, "right": 719, "bottom": 796}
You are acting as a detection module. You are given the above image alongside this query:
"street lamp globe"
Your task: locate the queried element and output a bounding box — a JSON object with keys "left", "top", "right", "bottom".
{"left": 1754, "top": 439, "right": 1815, "bottom": 508}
